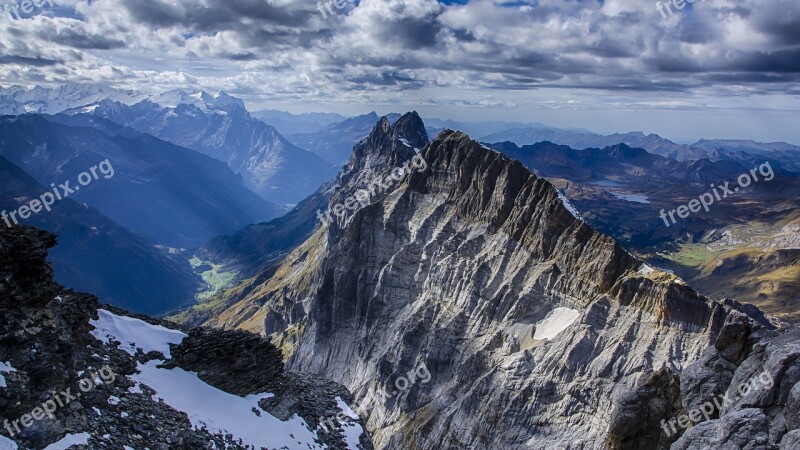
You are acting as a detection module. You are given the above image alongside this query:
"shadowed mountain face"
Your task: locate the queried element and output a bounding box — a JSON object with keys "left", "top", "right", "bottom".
{"left": 88, "top": 97, "right": 337, "bottom": 205}
{"left": 0, "top": 114, "right": 278, "bottom": 248}
{"left": 175, "top": 113, "right": 798, "bottom": 448}
{"left": 0, "top": 156, "right": 199, "bottom": 316}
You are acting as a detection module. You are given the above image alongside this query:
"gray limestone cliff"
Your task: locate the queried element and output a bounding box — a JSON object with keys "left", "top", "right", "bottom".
{"left": 193, "top": 113, "right": 798, "bottom": 449}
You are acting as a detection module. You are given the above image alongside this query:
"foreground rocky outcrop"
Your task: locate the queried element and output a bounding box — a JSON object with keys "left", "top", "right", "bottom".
{"left": 191, "top": 113, "right": 799, "bottom": 449}
{"left": 0, "top": 225, "right": 372, "bottom": 449}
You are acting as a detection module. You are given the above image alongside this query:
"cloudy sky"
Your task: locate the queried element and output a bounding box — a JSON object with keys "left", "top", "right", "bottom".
{"left": 1, "top": 0, "right": 799, "bottom": 142}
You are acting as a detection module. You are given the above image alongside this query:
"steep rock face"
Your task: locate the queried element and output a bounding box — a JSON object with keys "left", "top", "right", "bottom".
{"left": 0, "top": 225, "right": 372, "bottom": 449}
{"left": 199, "top": 113, "right": 753, "bottom": 448}
{"left": 667, "top": 312, "right": 800, "bottom": 449}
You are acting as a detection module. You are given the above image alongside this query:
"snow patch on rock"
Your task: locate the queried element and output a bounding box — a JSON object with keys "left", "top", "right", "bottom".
{"left": 0, "top": 434, "right": 17, "bottom": 450}
{"left": 534, "top": 307, "right": 581, "bottom": 340}
{"left": 42, "top": 433, "right": 91, "bottom": 450}
{"left": 556, "top": 190, "right": 583, "bottom": 221}
{"left": 89, "top": 309, "right": 187, "bottom": 359}
{"left": 0, "top": 361, "right": 16, "bottom": 388}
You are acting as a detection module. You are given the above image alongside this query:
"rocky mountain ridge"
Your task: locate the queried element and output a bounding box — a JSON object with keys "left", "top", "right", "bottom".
{"left": 180, "top": 112, "right": 799, "bottom": 448}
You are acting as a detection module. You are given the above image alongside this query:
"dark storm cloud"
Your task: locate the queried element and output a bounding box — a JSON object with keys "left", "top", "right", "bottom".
{"left": 0, "top": 55, "right": 61, "bottom": 66}
{"left": 346, "top": 70, "right": 423, "bottom": 87}
{"left": 36, "top": 28, "right": 126, "bottom": 50}
{"left": 122, "top": 0, "right": 312, "bottom": 31}
{"left": 732, "top": 49, "right": 800, "bottom": 73}
{"left": 376, "top": 17, "right": 442, "bottom": 50}
{"left": 750, "top": 0, "right": 800, "bottom": 46}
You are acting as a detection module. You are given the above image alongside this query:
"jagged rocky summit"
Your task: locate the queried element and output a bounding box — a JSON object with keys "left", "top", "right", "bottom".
{"left": 191, "top": 112, "right": 800, "bottom": 449}
{"left": 0, "top": 225, "right": 372, "bottom": 449}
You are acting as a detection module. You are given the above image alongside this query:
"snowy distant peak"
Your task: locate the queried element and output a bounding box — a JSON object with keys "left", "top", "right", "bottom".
{"left": 210, "top": 90, "right": 245, "bottom": 111}
{"left": 149, "top": 89, "right": 247, "bottom": 116}
{"left": 0, "top": 84, "right": 250, "bottom": 118}
{"left": 0, "top": 84, "right": 146, "bottom": 115}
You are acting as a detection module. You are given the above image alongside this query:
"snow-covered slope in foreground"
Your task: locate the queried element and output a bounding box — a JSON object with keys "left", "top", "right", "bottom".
{"left": 90, "top": 308, "right": 363, "bottom": 449}
{"left": 132, "top": 361, "right": 321, "bottom": 449}
{"left": 0, "top": 224, "right": 371, "bottom": 449}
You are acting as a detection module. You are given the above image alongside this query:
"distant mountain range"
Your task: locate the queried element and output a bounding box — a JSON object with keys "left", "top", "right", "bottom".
{"left": 287, "top": 112, "right": 401, "bottom": 165}
{"left": 480, "top": 128, "right": 800, "bottom": 173}
{"left": 86, "top": 95, "right": 338, "bottom": 205}
{"left": 0, "top": 114, "right": 278, "bottom": 248}
{"left": 6, "top": 84, "right": 798, "bottom": 175}
{"left": 487, "top": 141, "right": 767, "bottom": 184}
{"left": 1, "top": 86, "right": 339, "bottom": 205}
{"left": 252, "top": 109, "right": 346, "bottom": 135}
{"left": 0, "top": 83, "right": 145, "bottom": 115}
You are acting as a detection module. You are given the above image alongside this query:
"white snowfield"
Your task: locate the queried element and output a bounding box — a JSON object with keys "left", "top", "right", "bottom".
{"left": 88, "top": 309, "right": 364, "bottom": 449}
{"left": 90, "top": 309, "right": 187, "bottom": 359}
{"left": 534, "top": 307, "right": 581, "bottom": 340}
{"left": 336, "top": 397, "right": 365, "bottom": 449}
{"left": 131, "top": 360, "right": 323, "bottom": 449}
{"left": 638, "top": 263, "right": 656, "bottom": 275}
{"left": 556, "top": 190, "right": 583, "bottom": 221}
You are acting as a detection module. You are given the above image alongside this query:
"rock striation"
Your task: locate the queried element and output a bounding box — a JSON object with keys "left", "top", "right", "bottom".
{"left": 196, "top": 112, "right": 798, "bottom": 449}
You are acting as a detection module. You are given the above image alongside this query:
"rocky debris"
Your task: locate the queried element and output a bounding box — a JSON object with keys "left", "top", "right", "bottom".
{"left": 0, "top": 224, "right": 373, "bottom": 449}
{"left": 673, "top": 407, "right": 773, "bottom": 449}
{"left": 263, "top": 373, "right": 374, "bottom": 450}
{"left": 161, "top": 327, "right": 284, "bottom": 396}
{"left": 670, "top": 320, "right": 800, "bottom": 449}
